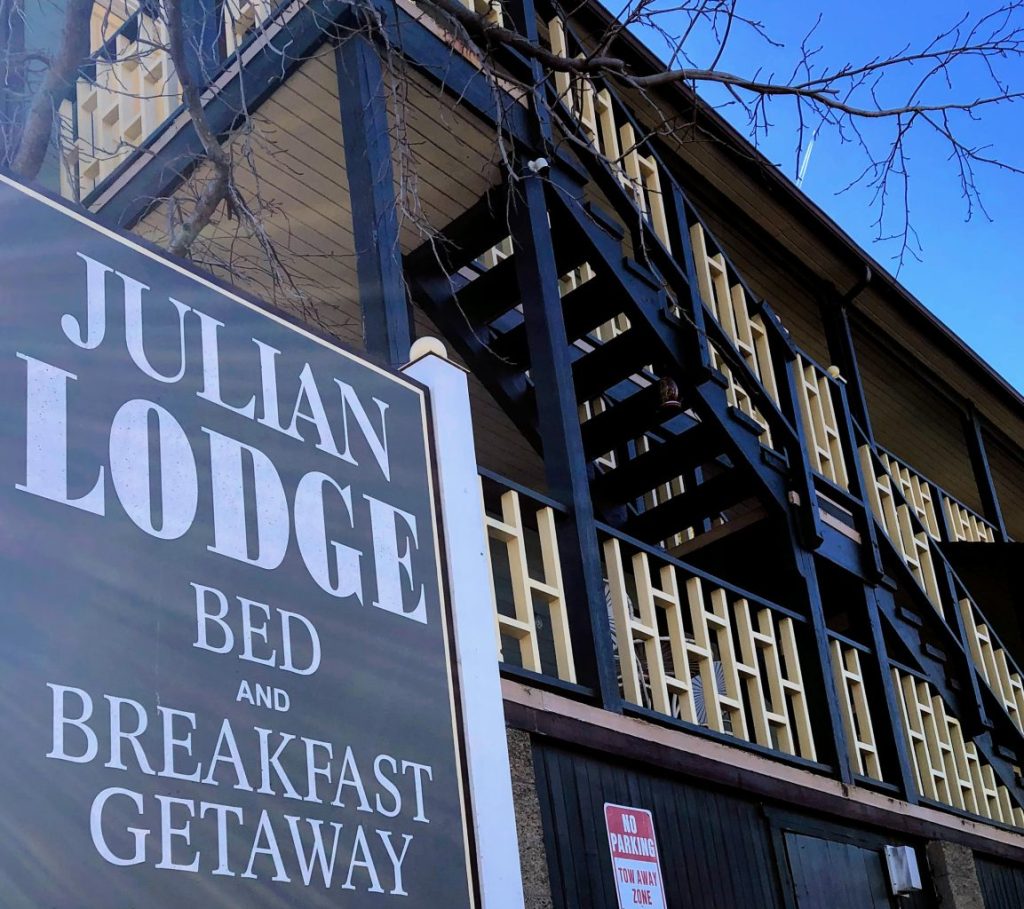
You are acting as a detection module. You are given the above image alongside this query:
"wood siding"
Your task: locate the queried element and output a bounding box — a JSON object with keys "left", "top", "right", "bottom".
{"left": 532, "top": 739, "right": 944, "bottom": 909}
{"left": 986, "top": 434, "right": 1024, "bottom": 542}
{"left": 853, "top": 321, "right": 982, "bottom": 514}
{"left": 977, "top": 856, "right": 1024, "bottom": 908}
{"left": 533, "top": 741, "right": 786, "bottom": 909}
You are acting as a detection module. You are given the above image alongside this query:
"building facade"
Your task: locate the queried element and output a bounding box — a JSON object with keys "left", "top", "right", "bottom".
{"left": 12, "top": 0, "right": 1024, "bottom": 904}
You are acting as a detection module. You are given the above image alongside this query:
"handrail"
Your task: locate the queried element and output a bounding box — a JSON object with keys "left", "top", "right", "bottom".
{"left": 595, "top": 519, "right": 807, "bottom": 623}
{"left": 537, "top": 11, "right": 800, "bottom": 450}
{"left": 857, "top": 427, "right": 1024, "bottom": 741}
{"left": 875, "top": 443, "right": 1002, "bottom": 542}
{"left": 479, "top": 467, "right": 568, "bottom": 513}
{"left": 826, "top": 629, "right": 873, "bottom": 655}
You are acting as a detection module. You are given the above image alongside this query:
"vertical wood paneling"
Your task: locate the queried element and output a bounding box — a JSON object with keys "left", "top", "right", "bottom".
{"left": 977, "top": 857, "right": 1024, "bottom": 909}
{"left": 533, "top": 742, "right": 785, "bottom": 909}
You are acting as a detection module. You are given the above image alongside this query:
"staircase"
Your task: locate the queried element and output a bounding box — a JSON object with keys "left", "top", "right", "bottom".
{"left": 404, "top": 3, "right": 1024, "bottom": 816}
{"left": 406, "top": 173, "right": 798, "bottom": 556}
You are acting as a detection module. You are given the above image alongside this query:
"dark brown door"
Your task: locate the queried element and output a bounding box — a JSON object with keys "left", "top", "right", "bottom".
{"left": 784, "top": 832, "right": 932, "bottom": 909}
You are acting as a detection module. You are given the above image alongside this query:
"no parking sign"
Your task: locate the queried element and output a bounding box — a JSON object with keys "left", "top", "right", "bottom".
{"left": 604, "top": 803, "right": 668, "bottom": 909}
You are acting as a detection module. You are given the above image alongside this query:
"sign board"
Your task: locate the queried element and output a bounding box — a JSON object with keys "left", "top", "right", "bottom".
{"left": 0, "top": 175, "right": 474, "bottom": 908}
{"left": 604, "top": 803, "right": 668, "bottom": 909}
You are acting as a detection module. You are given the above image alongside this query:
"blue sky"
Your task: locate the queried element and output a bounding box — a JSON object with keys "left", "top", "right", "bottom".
{"left": 639, "top": 1, "right": 1024, "bottom": 392}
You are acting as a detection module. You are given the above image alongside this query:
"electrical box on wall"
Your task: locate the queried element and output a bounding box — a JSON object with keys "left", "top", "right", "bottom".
{"left": 885, "top": 845, "right": 923, "bottom": 895}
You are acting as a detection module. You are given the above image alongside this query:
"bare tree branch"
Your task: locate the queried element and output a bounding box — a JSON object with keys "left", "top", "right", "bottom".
{"left": 9, "top": 0, "right": 92, "bottom": 178}
{"left": 164, "top": 0, "right": 231, "bottom": 256}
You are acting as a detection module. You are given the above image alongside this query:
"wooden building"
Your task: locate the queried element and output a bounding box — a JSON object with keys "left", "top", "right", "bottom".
{"left": 28, "top": 0, "right": 1024, "bottom": 904}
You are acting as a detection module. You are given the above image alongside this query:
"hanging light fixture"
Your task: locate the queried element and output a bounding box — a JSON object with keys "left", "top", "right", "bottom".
{"left": 658, "top": 376, "right": 682, "bottom": 414}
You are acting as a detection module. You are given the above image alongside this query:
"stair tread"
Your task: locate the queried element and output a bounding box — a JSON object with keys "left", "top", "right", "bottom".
{"left": 594, "top": 420, "right": 722, "bottom": 504}
{"left": 624, "top": 470, "right": 753, "bottom": 542}
{"left": 572, "top": 330, "right": 651, "bottom": 402}
{"left": 454, "top": 256, "right": 520, "bottom": 326}
{"left": 491, "top": 279, "right": 626, "bottom": 365}
{"left": 405, "top": 186, "right": 511, "bottom": 276}
{"left": 580, "top": 383, "right": 668, "bottom": 459}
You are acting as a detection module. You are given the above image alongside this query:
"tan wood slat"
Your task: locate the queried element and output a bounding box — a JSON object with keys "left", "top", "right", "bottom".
{"left": 893, "top": 669, "right": 1023, "bottom": 827}
{"left": 830, "top": 642, "right": 883, "bottom": 780}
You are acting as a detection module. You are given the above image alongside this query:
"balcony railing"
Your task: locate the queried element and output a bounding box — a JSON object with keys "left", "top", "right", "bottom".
{"left": 855, "top": 442, "right": 1024, "bottom": 738}
{"left": 959, "top": 597, "right": 1024, "bottom": 735}
{"left": 860, "top": 444, "right": 945, "bottom": 613}
{"left": 547, "top": 17, "right": 671, "bottom": 253}
{"left": 877, "top": 445, "right": 1000, "bottom": 545}
{"left": 481, "top": 471, "right": 823, "bottom": 762}
{"left": 60, "top": 5, "right": 180, "bottom": 200}
{"left": 58, "top": 0, "right": 282, "bottom": 202}
{"left": 893, "top": 666, "right": 1024, "bottom": 827}
{"left": 481, "top": 473, "right": 577, "bottom": 684}
{"left": 480, "top": 467, "right": 1024, "bottom": 830}
{"left": 689, "top": 222, "right": 781, "bottom": 447}
{"left": 830, "top": 637, "right": 884, "bottom": 781}
{"left": 795, "top": 354, "right": 851, "bottom": 492}
{"left": 602, "top": 529, "right": 818, "bottom": 761}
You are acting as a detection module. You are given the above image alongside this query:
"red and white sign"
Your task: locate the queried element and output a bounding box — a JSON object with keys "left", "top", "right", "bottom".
{"left": 604, "top": 803, "right": 668, "bottom": 909}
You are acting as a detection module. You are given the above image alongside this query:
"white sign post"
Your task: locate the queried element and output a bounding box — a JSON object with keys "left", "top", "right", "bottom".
{"left": 403, "top": 338, "right": 526, "bottom": 909}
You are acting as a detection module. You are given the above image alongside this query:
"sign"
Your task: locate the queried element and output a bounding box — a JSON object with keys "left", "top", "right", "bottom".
{"left": 0, "top": 175, "right": 474, "bottom": 908}
{"left": 604, "top": 803, "right": 668, "bottom": 909}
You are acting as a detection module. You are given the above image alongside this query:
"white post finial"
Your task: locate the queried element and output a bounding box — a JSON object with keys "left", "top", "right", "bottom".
{"left": 408, "top": 336, "right": 449, "bottom": 363}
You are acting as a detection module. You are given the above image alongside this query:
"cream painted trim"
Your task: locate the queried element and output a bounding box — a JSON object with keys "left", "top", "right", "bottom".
{"left": 501, "top": 678, "right": 1024, "bottom": 853}
{"left": 820, "top": 509, "right": 861, "bottom": 542}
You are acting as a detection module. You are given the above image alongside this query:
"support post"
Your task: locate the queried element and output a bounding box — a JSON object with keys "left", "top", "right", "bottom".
{"left": 822, "top": 299, "right": 874, "bottom": 439}
{"left": 865, "top": 587, "right": 919, "bottom": 801}
{"left": 403, "top": 340, "right": 526, "bottom": 909}
{"left": 792, "top": 546, "right": 854, "bottom": 785}
{"left": 336, "top": 33, "right": 411, "bottom": 366}
{"left": 964, "top": 405, "right": 1008, "bottom": 540}
{"left": 179, "top": 0, "right": 223, "bottom": 84}
{"left": 511, "top": 171, "right": 621, "bottom": 711}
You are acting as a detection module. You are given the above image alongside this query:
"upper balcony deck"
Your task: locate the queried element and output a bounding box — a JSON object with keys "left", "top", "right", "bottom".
{"left": 42, "top": 0, "right": 1024, "bottom": 855}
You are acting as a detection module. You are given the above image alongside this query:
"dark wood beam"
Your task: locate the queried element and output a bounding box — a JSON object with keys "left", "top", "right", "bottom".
{"left": 965, "top": 404, "right": 1009, "bottom": 541}
{"left": 822, "top": 297, "right": 874, "bottom": 439}
{"left": 866, "top": 587, "right": 920, "bottom": 803}
{"left": 511, "top": 170, "right": 621, "bottom": 710}
{"left": 179, "top": 0, "right": 223, "bottom": 85}
{"left": 336, "top": 33, "right": 410, "bottom": 366}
